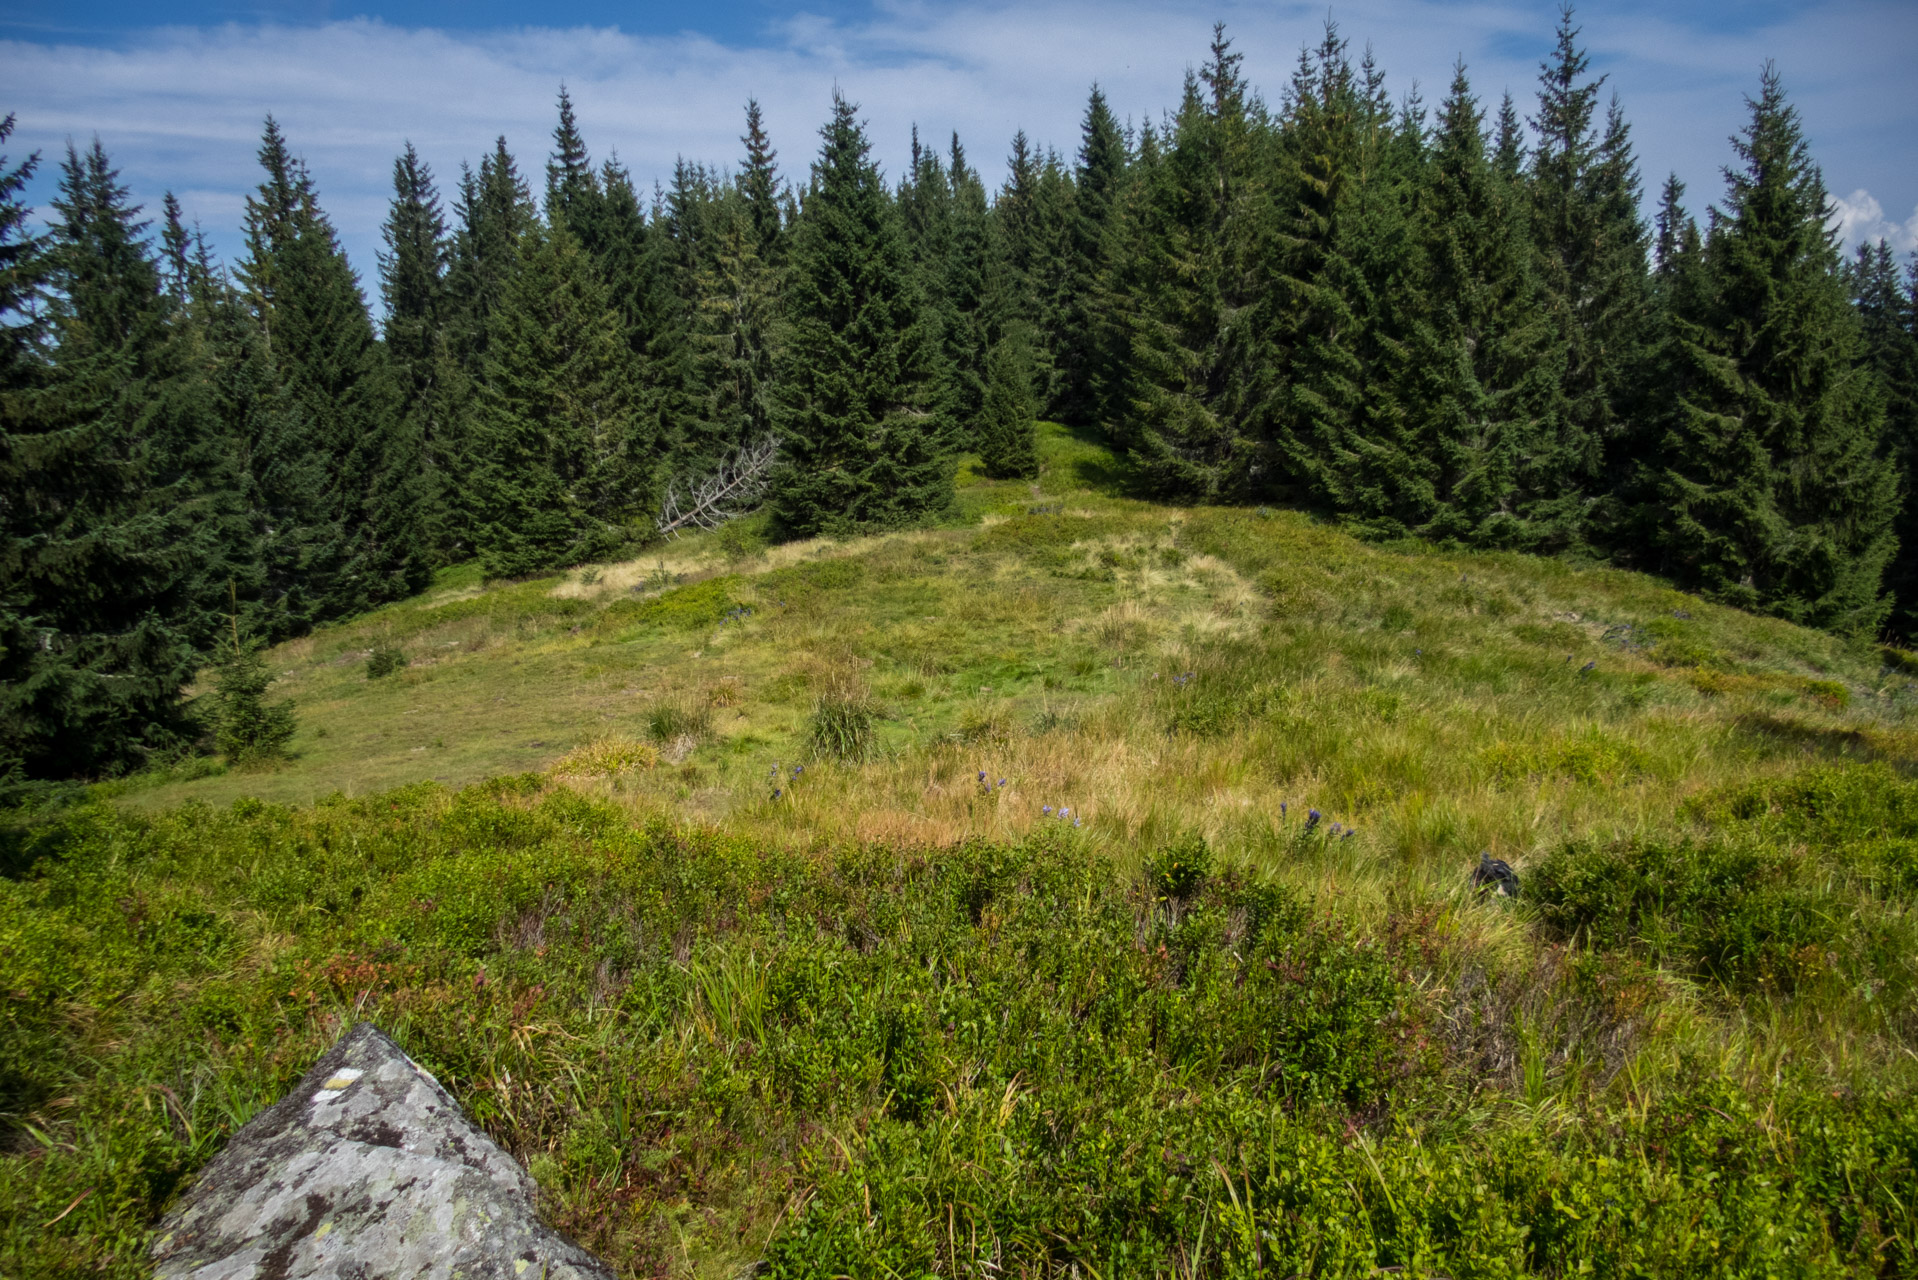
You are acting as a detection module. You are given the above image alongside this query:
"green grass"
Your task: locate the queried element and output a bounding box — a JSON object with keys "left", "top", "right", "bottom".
{"left": 6, "top": 419, "right": 1918, "bottom": 1276}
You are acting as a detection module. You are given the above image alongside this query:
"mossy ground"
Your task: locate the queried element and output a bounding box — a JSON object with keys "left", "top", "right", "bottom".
{"left": 7, "top": 422, "right": 1918, "bottom": 1276}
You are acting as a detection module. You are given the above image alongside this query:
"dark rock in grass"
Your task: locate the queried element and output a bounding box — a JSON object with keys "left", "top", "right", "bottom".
{"left": 151, "top": 1023, "right": 611, "bottom": 1280}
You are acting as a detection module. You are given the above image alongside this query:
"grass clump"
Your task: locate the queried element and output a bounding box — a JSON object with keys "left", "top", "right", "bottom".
{"left": 547, "top": 737, "right": 658, "bottom": 778}
{"left": 809, "top": 691, "right": 877, "bottom": 762}
{"left": 644, "top": 700, "right": 713, "bottom": 746}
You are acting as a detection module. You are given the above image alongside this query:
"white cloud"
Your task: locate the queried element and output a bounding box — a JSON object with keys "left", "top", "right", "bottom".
{"left": 3, "top": 0, "right": 1914, "bottom": 300}
{"left": 1829, "top": 188, "right": 1918, "bottom": 255}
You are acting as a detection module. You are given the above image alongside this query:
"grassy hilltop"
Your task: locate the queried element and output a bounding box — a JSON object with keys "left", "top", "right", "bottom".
{"left": 7, "top": 424, "right": 1918, "bottom": 1277}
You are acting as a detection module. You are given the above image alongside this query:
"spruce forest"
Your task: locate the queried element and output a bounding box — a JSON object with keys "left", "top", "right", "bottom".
{"left": 9, "top": 10, "right": 1918, "bottom": 1278}
{"left": 3, "top": 14, "right": 1914, "bottom": 785}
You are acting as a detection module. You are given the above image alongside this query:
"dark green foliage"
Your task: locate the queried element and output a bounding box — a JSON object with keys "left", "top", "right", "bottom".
{"left": 940, "top": 134, "right": 998, "bottom": 452}
{"left": 236, "top": 117, "right": 428, "bottom": 632}
{"left": 977, "top": 330, "right": 1039, "bottom": 479}
{"left": 1846, "top": 240, "right": 1918, "bottom": 638}
{"left": 1054, "top": 85, "right": 1128, "bottom": 426}
{"left": 471, "top": 221, "right": 653, "bottom": 576}
{"left": 207, "top": 640, "right": 296, "bottom": 764}
{"left": 1526, "top": 9, "right": 1652, "bottom": 545}
{"left": 365, "top": 643, "right": 407, "bottom": 679}
{"left": 1655, "top": 68, "right": 1898, "bottom": 635}
{"left": 1, "top": 137, "right": 245, "bottom": 779}
{"left": 1105, "top": 32, "right": 1266, "bottom": 498}
{"left": 1415, "top": 64, "right": 1561, "bottom": 548}
{"left": 379, "top": 142, "right": 468, "bottom": 562}
{"left": 769, "top": 93, "right": 951, "bottom": 538}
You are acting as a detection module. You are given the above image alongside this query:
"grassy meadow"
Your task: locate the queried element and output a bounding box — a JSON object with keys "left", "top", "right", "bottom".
{"left": 6, "top": 422, "right": 1918, "bottom": 1276}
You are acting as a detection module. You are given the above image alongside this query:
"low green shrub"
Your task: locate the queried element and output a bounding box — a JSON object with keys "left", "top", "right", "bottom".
{"left": 366, "top": 643, "right": 408, "bottom": 679}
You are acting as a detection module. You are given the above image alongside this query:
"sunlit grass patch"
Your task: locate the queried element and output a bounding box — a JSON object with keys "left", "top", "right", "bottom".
{"left": 547, "top": 737, "right": 659, "bottom": 779}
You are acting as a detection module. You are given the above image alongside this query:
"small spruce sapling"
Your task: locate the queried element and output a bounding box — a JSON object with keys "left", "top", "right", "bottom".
{"left": 209, "top": 588, "right": 296, "bottom": 765}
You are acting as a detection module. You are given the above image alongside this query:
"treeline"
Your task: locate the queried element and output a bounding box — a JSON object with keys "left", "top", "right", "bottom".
{"left": 2, "top": 11, "right": 1915, "bottom": 782}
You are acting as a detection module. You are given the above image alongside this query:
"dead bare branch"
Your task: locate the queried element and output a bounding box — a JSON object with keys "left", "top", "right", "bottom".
{"left": 657, "top": 433, "right": 779, "bottom": 539}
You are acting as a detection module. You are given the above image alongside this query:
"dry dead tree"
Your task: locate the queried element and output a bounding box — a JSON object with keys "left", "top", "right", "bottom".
{"left": 656, "top": 433, "right": 778, "bottom": 538}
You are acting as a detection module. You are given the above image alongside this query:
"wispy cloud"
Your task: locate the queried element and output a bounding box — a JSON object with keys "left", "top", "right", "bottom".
{"left": 4, "top": 0, "right": 1913, "bottom": 296}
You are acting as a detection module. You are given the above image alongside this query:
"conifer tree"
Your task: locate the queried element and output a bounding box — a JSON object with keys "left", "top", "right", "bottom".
{"left": 942, "top": 134, "right": 999, "bottom": 451}
{"left": 0, "top": 139, "right": 243, "bottom": 776}
{"left": 1846, "top": 239, "right": 1916, "bottom": 637}
{"left": 739, "top": 98, "right": 786, "bottom": 265}
{"left": 769, "top": 92, "right": 950, "bottom": 537}
{"left": 380, "top": 142, "right": 467, "bottom": 560}
{"left": 995, "top": 133, "right": 1073, "bottom": 406}
{"left": 1259, "top": 27, "right": 1367, "bottom": 511}
{"left": 1527, "top": 7, "right": 1651, "bottom": 544}
{"left": 237, "top": 117, "right": 426, "bottom": 629}
{"left": 978, "top": 329, "right": 1040, "bottom": 479}
{"left": 1105, "top": 28, "right": 1265, "bottom": 496}
{"left": 447, "top": 137, "right": 538, "bottom": 373}
{"left": 1056, "top": 85, "right": 1128, "bottom": 424}
{"left": 472, "top": 221, "right": 653, "bottom": 575}
{"left": 1657, "top": 66, "right": 1897, "bottom": 634}
{"left": 545, "top": 87, "right": 603, "bottom": 248}
{"left": 685, "top": 106, "right": 788, "bottom": 485}
{"left": 1416, "top": 63, "right": 1560, "bottom": 547}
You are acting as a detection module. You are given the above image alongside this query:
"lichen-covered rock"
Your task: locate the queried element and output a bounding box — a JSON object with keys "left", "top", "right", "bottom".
{"left": 151, "top": 1023, "right": 611, "bottom": 1280}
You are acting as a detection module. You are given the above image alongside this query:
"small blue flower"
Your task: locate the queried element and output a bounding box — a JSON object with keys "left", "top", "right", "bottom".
{"left": 772, "top": 788, "right": 782, "bottom": 799}
{"left": 1280, "top": 801, "right": 1288, "bottom": 818}
{"left": 1330, "top": 822, "right": 1342, "bottom": 835}
{"left": 1043, "top": 806, "right": 1053, "bottom": 815}
{"left": 979, "top": 770, "right": 987, "bottom": 781}
{"left": 1581, "top": 660, "right": 1597, "bottom": 674}
{"left": 1415, "top": 648, "right": 1423, "bottom": 656}
{"left": 793, "top": 765, "right": 803, "bottom": 777}
{"left": 1060, "top": 807, "right": 1071, "bottom": 818}
{"left": 1073, "top": 819, "right": 1081, "bottom": 828}
{"left": 997, "top": 778, "right": 1007, "bottom": 788}
{"left": 1343, "top": 829, "right": 1356, "bottom": 840}
{"left": 1305, "top": 809, "right": 1321, "bottom": 832}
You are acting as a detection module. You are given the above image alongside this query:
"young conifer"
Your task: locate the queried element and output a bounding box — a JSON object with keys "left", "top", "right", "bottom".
{"left": 769, "top": 92, "right": 950, "bottom": 537}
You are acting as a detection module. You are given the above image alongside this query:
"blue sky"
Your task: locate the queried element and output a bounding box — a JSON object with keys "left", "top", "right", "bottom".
{"left": 6, "top": 1, "right": 1915, "bottom": 304}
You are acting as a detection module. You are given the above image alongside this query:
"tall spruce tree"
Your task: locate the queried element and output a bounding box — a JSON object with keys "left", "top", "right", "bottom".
{"left": 1657, "top": 66, "right": 1897, "bottom": 634}
{"left": 769, "top": 92, "right": 950, "bottom": 537}
{"left": 1, "top": 140, "right": 242, "bottom": 777}
{"left": 1056, "top": 85, "right": 1128, "bottom": 425}
{"left": 1259, "top": 28, "right": 1367, "bottom": 512}
{"left": 685, "top": 105, "right": 789, "bottom": 483}
{"left": 1416, "top": 63, "right": 1561, "bottom": 547}
{"left": 994, "top": 133, "right": 1074, "bottom": 407}
{"left": 1106, "top": 28, "right": 1266, "bottom": 497}
{"left": 942, "top": 134, "right": 1000, "bottom": 452}
{"left": 1846, "top": 239, "right": 1917, "bottom": 637}
{"left": 448, "top": 137, "right": 538, "bottom": 374}
{"left": 740, "top": 98, "right": 786, "bottom": 264}
{"left": 1527, "top": 7, "right": 1652, "bottom": 545}
{"left": 379, "top": 142, "right": 467, "bottom": 561}
{"left": 545, "top": 87, "right": 604, "bottom": 249}
{"left": 472, "top": 220, "right": 653, "bottom": 575}
{"left": 237, "top": 118, "right": 426, "bottom": 631}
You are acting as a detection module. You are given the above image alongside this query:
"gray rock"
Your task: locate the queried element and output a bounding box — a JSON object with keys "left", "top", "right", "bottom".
{"left": 151, "top": 1023, "right": 612, "bottom": 1280}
